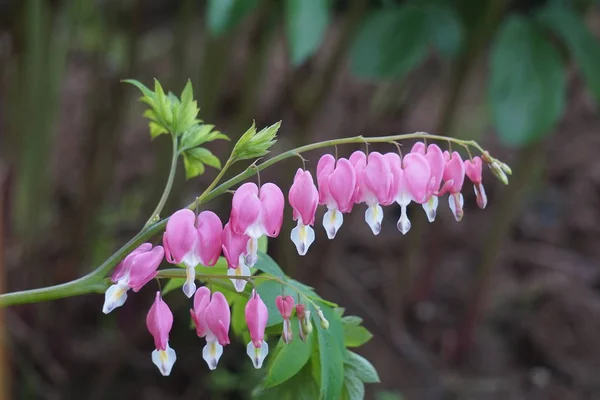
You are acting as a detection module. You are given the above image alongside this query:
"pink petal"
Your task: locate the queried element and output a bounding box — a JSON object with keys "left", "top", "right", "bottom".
{"left": 443, "top": 151, "right": 466, "bottom": 193}
{"left": 328, "top": 158, "right": 356, "bottom": 213}
{"left": 231, "top": 183, "right": 261, "bottom": 235}
{"left": 349, "top": 151, "right": 367, "bottom": 204}
{"left": 403, "top": 153, "right": 431, "bottom": 204}
{"left": 316, "top": 154, "right": 335, "bottom": 205}
{"left": 191, "top": 286, "right": 211, "bottom": 337}
{"left": 364, "top": 152, "right": 392, "bottom": 204}
{"left": 221, "top": 222, "right": 249, "bottom": 269}
{"left": 129, "top": 245, "right": 165, "bottom": 292}
{"left": 146, "top": 292, "right": 173, "bottom": 351}
{"left": 288, "top": 169, "right": 319, "bottom": 226}
{"left": 205, "top": 291, "right": 231, "bottom": 346}
{"left": 245, "top": 290, "right": 269, "bottom": 348}
{"left": 196, "top": 211, "right": 223, "bottom": 266}
{"left": 383, "top": 152, "right": 402, "bottom": 204}
{"left": 163, "top": 209, "right": 197, "bottom": 265}
{"left": 425, "top": 144, "right": 445, "bottom": 193}
{"left": 465, "top": 156, "right": 483, "bottom": 184}
{"left": 275, "top": 295, "right": 295, "bottom": 320}
{"left": 411, "top": 142, "right": 426, "bottom": 155}
{"left": 259, "top": 183, "right": 284, "bottom": 237}
{"left": 111, "top": 243, "right": 153, "bottom": 283}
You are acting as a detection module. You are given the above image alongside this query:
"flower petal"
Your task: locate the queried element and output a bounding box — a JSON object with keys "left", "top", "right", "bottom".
{"left": 102, "top": 282, "right": 129, "bottom": 314}
{"left": 259, "top": 183, "right": 284, "bottom": 237}
{"left": 322, "top": 209, "right": 343, "bottom": 239}
{"left": 151, "top": 342, "right": 176, "bottom": 376}
{"left": 202, "top": 339, "right": 224, "bottom": 370}
{"left": 231, "top": 183, "right": 261, "bottom": 235}
{"left": 365, "top": 204, "right": 383, "bottom": 235}
{"left": 291, "top": 222, "right": 315, "bottom": 256}
{"left": 246, "top": 340, "right": 269, "bottom": 369}
{"left": 163, "top": 209, "right": 197, "bottom": 265}
{"left": 196, "top": 211, "right": 223, "bottom": 267}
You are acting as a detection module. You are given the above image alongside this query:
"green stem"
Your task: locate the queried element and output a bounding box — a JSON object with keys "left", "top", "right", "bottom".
{"left": 0, "top": 132, "right": 496, "bottom": 307}
{"left": 144, "top": 135, "right": 178, "bottom": 228}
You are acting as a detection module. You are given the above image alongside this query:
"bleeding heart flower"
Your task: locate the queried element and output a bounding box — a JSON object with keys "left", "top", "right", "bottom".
{"left": 245, "top": 289, "right": 269, "bottom": 369}
{"left": 443, "top": 151, "right": 466, "bottom": 221}
{"left": 465, "top": 156, "right": 487, "bottom": 209}
{"left": 276, "top": 295, "right": 295, "bottom": 344}
{"left": 222, "top": 222, "right": 251, "bottom": 292}
{"left": 146, "top": 292, "right": 176, "bottom": 376}
{"left": 289, "top": 169, "right": 319, "bottom": 255}
{"left": 317, "top": 154, "right": 356, "bottom": 239}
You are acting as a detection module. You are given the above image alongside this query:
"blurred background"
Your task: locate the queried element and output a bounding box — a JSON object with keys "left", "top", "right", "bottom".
{"left": 1, "top": 0, "right": 600, "bottom": 399}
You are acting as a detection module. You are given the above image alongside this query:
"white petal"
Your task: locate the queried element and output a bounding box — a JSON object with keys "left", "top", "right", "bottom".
{"left": 323, "top": 209, "right": 343, "bottom": 239}
{"left": 202, "top": 339, "right": 224, "bottom": 370}
{"left": 282, "top": 319, "right": 293, "bottom": 344}
{"left": 365, "top": 204, "right": 383, "bottom": 235}
{"left": 246, "top": 340, "right": 269, "bottom": 369}
{"left": 151, "top": 342, "right": 177, "bottom": 376}
{"left": 290, "top": 222, "right": 315, "bottom": 256}
{"left": 245, "top": 237, "right": 259, "bottom": 267}
{"left": 448, "top": 193, "right": 464, "bottom": 221}
{"left": 228, "top": 262, "right": 250, "bottom": 292}
{"left": 397, "top": 205, "right": 411, "bottom": 234}
{"left": 102, "top": 282, "right": 129, "bottom": 314}
{"left": 422, "top": 195, "right": 438, "bottom": 223}
{"left": 475, "top": 183, "right": 487, "bottom": 209}
{"left": 182, "top": 266, "right": 196, "bottom": 298}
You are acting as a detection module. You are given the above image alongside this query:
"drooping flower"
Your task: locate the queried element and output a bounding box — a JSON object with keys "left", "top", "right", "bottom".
{"left": 146, "top": 292, "right": 176, "bottom": 376}
{"left": 295, "top": 303, "right": 312, "bottom": 343}
{"left": 276, "top": 295, "right": 295, "bottom": 344}
{"left": 190, "top": 287, "right": 231, "bottom": 370}
{"left": 222, "top": 222, "right": 251, "bottom": 292}
{"left": 385, "top": 151, "right": 431, "bottom": 234}
{"left": 465, "top": 156, "right": 487, "bottom": 209}
{"left": 411, "top": 142, "right": 446, "bottom": 222}
{"left": 245, "top": 289, "right": 269, "bottom": 368}
{"left": 163, "top": 209, "right": 223, "bottom": 298}
{"left": 350, "top": 151, "right": 392, "bottom": 235}
{"left": 443, "top": 151, "right": 466, "bottom": 221}
{"left": 103, "top": 243, "right": 164, "bottom": 314}
{"left": 288, "top": 169, "right": 319, "bottom": 255}
{"left": 317, "top": 154, "right": 356, "bottom": 239}
{"left": 230, "top": 182, "right": 284, "bottom": 267}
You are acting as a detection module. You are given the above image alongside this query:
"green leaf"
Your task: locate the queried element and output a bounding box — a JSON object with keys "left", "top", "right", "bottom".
{"left": 255, "top": 280, "right": 284, "bottom": 327}
{"left": 123, "top": 79, "right": 155, "bottom": 99}
{"left": 162, "top": 257, "right": 230, "bottom": 296}
{"left": 162, "top": 278, "right": 186, "bottom": 296}
{"left": 231, "top": 295, "right": 249, "bottom": 339}
{"left": 537, "top": 4, "right": 600, "bottom": 106}
{"left": 149, "top": 121, "right": 168, "bottom": 138}
{"left": 489, "top": 16, "right": 566, "bottom": 147}
{"left": 154, "top": 78, "right": 173, "bottom": 126}
{"left": 181, "top": 79, "right": 193, "bottom": 106}
{"left": 207, "top": 0, "right": 260, "bottom": 36}
{"left": 343, "top": 372, "right": 365, "bottom": 400}
{"left": 254, "top": 361, "right": 320, "bottom": 400}
{"left": 258, "top": 235, "right": 268, "bottom": 253}
{"left": 186, "top": 148, "right": 222, "bottom": 170}
{"left": 232, "top": 121, "right": 280, "bottom": 161}
{"left": 180, "top": 124, "right": 229, "bottom": 150}
{"left": 285, "top": 0, "right": 330, "bottom": 65}
{"left": 254, "top": 252, "right": 285, "bottom": 279}
{"left": 350, "top": 5, "right": 429, "bottom": 80}
{"left": 183, "top": 152, "right": 205, "bottom": 179}
{"left": 263, "top": 317, "right": 315, "bottom": 388}
{"left": 343, "top": 325, "right": 373, "bottom": 348}
{"left": 341, "top": 316, "right": 363, "bottom": 326}
{"left": 424, "top": 3, "right": 463, "bottom": 57}
{"left": 345, "top": 351, "right": 380, "bottom": 383}
{"left": 312, "top": 306, "right": 345, "bottom": 400}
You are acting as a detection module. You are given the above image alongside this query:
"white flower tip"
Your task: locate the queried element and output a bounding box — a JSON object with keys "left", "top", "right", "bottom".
{"left": 397, "top": 207, "right": 411, "bottom": 235}
{"left": 475, "top": 184, "right": 487, "bottom": 209}
{"left": 228, "top": 264, "right": 250, "bottom": 293}
{"left": 246, "top": 340, "right": 268, "bottom": 369}
{"left": 202, "top": 340, "right": 223, "bottom": 370}
{"left": 102, "top": 283, "right": 128, "bottom": 314}
{"left": 245, "top": 238, "right": 259, "bottom": 267}
{"left": 323, "top": 209, "right": 343, "bottom": 240}
{"left": 183, "top": 267, "right": 196, "bottom": 298}
{"left": 282, "top": 320, "right": 293, "bottom": 344}
{"left": 422, "top": 196, "right": 438, "bottom": 223}
{"left": 152, "top": 343, "right": 176, "bottom": 376}
{"left": 365, "top": 204, "right": 383, "bottom": 235}
{"left": 449, "top": 193, "right": 464, "bottom": 222}
{"left": 291, "top": 223, "right": 315, "bottom": 256}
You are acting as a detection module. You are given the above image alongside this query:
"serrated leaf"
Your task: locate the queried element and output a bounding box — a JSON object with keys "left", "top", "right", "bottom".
{"left": 345, "top": 351, "right": 380, "bottom": 383}
{"left": 149, "top": 121, "right": 168, "bottom": 138}
{"left": 490, "top": 16, "right": 565, "bottom": 147}
{"left": 537, "top": 4, "right": 600, "bottom": 106}
{"left": 312, "top": 305, "right": 345, "bottom": 400}
{"left": 263, "top": 317, "right": 314, "bottom": 388}
{"left": 232, "top": 121, "right": 280, "bottom": 161}
{"left": 285, "top": 0, "right": 330, "bottom": 66}
{"left": 186, "top": 148, "right": 222, "bottom": 170}
{"left": 181, "top": 79, "right": 194, "bottom": 106}
{"left": 183, "top": 152, "right": 205, "bottom": 179}
{"left": 181, "top": 124, "right": 216, "bottom": 150}
{"left": 207, "top": 0, "right": 260, "bottom": 36}
{"left": 343, "top": 325, "right": 373, "bottom": 348}
{"left": 154, "top": 78, "right": 173, "bottom": 126}
{"left": 350, "top": 5, "right": 429, "bottom": 79}
{"left": 334, "top": 307, "right": 346, "bottom": 317}
{"left": 343, "top": 372, "right": 365, "bottom": 400}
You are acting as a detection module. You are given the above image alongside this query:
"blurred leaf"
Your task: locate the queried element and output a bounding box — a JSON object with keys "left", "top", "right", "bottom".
{"left": 350, "top": 5, "right": 429, "bottom": 79}
{"left": 312, "top": 305, "right": 345, "bottom": 400}
{"left": 342, "top": 372, "right": 365, "bottom": 400}
{"left": 343, "top": 325, "right": 373, "bottom": 348}
{"left": 537, "top": 4, "right": 600, "bottom": 106}
{"left": 258, "top": 236, "right": 268, "bottom": 253}
{"left": 285, "top": 0, "right": 330, "bottom": 65}
{"left": 207, "top": 0, "right": 260, "bottom": 36}
{"left": 254, "top": 362, "right": 320, "bottom": 399}
{"left": 232, "top": 295, "right": 249, "bottom": 338}
{"left": 341, "top": 315, "right": 363, "bottom": 326}
{"left": 254, "top": 252, "right": 285, "bottom": 278}
{"left": 424, "top": 3, "right": 464, "bottom": 57}
{"left": 263, "top": 317, "right": 314, "bottom": 388}
{"left": 375, "top": 391, "right": 405, "bottom": 400}
{"left": 256, "top": 280, "right": 285, "bottom": 327}
{"left": 489, "top": 16, "right": 565, "bottom": 147}
{"left": 344, "top": 351, "right": 380, "bottom": 383}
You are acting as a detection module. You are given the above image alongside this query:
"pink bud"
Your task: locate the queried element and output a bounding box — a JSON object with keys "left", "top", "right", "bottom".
{"left": 289, "top": 169, "right": 319, "bottom": 226}
{"left": 146, "top": 292, "right": 173, "bottom": 352}
{"left": 163, "top": 209, "right": 198, "bottom": 266}
{"left": 190, "top": 286, "right": 211, "bottom": 337}
{"left": 111, "top": 243, "right": 153, "bottom": 282}
{"left": 276, "top": 295, "right": 295, "bottom": 320}
{"left": 465, "top": 156, "right": 483, "bottom": 184}
{"left": 443, "top": 151, "right": 465, "bottom": 194}
{"left": 127, "top": 245, "right": 164, "bottom": 292}
{"left": 195, "top": 211, "right": 223, "bottom": 267}
{"left": 205, "top": 292, "right": 231, "bottom": 346}
{"left": 245, "top": 290, "right": 268, "bottom": 348}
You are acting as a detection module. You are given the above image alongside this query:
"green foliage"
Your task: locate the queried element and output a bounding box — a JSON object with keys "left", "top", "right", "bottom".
{"left": 424, "top": 3, "right": 464, "bottom": 58}
{"left": 231, "top": 121, "right": 280, "bottom": 162}
{"left": 350, "top": 5, "right": 429, "bottom": 80}
{"left": 312, "top": 305, "right": 345, "bottom": 400}
{"left": 162, "top": 257, "right": 230, "bottom": 296}
{"left": 342, "top": 315, "right": 373, "bottom": 348}
{"left": 489, "top": 16, "right": 565, "bottom": 147}
{"left": 537, "top": 3, "right": 600, "bottom": 106}
{"left": 285, "top": 0, "right": 330, "bottom": 66}
{"left": 183, "top": 148, "right": 222, "bottom": 179}
{"left": 207, "top": 0, "right": 260, "bottom": 36}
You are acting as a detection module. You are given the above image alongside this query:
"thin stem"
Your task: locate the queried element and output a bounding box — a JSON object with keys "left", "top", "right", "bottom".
{"left": 144, "top": 135, "right": 179, "bottom": 228}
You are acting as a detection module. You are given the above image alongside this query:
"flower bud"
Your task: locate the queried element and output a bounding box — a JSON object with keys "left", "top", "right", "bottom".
{"left": 316, "top": 308, "right": 330, "bottom": 329}
{"left": 489, "top": 161, "right": 509, "bottom": 185}
{"left": 500, "top": 162, "right": 512, "bottom": 175}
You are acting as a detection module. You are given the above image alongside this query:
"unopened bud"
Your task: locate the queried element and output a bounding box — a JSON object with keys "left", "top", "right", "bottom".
{"left": 481, "top": 151, "right": 492, "bottom": 164}
{"left": 500, "top": 162, "right": 512, "bottom": 175}
{"left": 489, "top": 161, "right": 509, "bottom": 185}
{"left": 302, "top": 310, "right": 313, "bottom": 337}
{"left": 316, "top": 308, "right": 329, "bottom": 329}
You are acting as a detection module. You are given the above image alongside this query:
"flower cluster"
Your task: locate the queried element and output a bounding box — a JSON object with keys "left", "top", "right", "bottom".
{"left": 101, "top": 140, "right": 497, "bottom": 376}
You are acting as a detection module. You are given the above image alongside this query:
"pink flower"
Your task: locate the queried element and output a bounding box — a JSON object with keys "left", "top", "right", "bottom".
{"left": 230, "top": 182, "right": 284, "bottom": 267}
{"left": 295, "top": 303, "right": 312, "bottom": 342}
{"left": 317, "top": 154, "right": 356, "bottom": 239}
{"left": 163, "top": 209, "right": 223, "bottom": 298}
{"left": 146, "top": 292, "right": 176, "bottom": 376}
{"left": 351, "top": 151, "right": 392, "bottom": 235}
{"left": 288, "top": 169, "right": 319, "bottom": 255}
{"left": 102, "top": 243, "right": 164, "bottom": 314}
{"left": 465, "top": 156, "right": 487, "bottom": 209}
{"left": 245, "top": 289, "right": 269, "bottom": 368}
{"left": 411, "top": 142, "right": 446, "bottom": 222}
{"left": 276, "top": 295, "right": 295, "bottom": 344}
{"left": 190, "top": 287, "right": 231, "bottom": 370}
{"left": 222, "top": 222, "right": 251, "bottom": 292}
{"left": 443, "top": 151, "right": 466, "bottom": 221}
